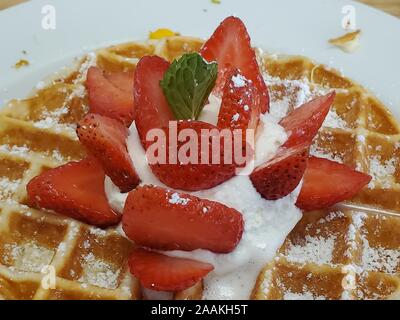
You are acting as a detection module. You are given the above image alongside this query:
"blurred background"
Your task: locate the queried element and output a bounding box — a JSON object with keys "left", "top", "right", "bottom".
{"left": 0, "top": 0, "right": 399, "bottom": 17}
{"left": 359, "top": 0, "right": 400, "bottom": 16}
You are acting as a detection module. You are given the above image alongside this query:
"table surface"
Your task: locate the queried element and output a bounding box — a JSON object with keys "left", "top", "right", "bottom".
{"left": 1, "top": 0, "right": 400, "bottom": 17}
{"left": 359, "top": 0, "right": 400, "bottom": 17}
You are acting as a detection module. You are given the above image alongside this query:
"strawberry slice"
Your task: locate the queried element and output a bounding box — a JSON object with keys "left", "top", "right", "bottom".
{"left": 200, "top": 16, "right": 269, "bottom": 113}
{"left": 217, "top": 68, "right": 261, "bottom": 134}
{"left": 251, "top": 93, "right": 335, "bottom": 200}
{"left": 280, "top": 92, "right": 336, "bottom": 148}
{"left": 149, "top": 120, "right": 237, "bottom": 191}
{"left": 106, "top": 70, "right": 134, "bottom": 94}
{"left": 296, "top": 157, "right": 372, "bottom": 211}
{"left": 129, "top": 248, "right": 214, "bottom": 292}
{"left": 27, "top": 157, "right": 120, "bottom": 227}
{"left": 77, "top": 113, "right": 140, "bottom": 193}
{"left": 86, "top": 67, "right": 135, "bottom": 127}
{"left": 122, "top": 186, "right": 244, "bottom": 253}
{"left": 133, "top": 56, "right": 175, "bottom": 148}
{"left": 251, "top": 142, "right": 309, "bottom": 200}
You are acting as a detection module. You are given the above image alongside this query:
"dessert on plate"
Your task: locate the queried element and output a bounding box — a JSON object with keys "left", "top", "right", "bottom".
{"left": 0, "top": 17, "right": 399, "bottom": 300}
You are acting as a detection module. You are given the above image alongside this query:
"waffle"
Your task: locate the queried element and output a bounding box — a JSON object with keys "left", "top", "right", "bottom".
{"left": 0, "top": 36, "right": 204, "bottom": 300}
{"left": 252, "top": 55, "right": 400, "bottom": 300}
{"left": 252, "top": 207, "right": 400, "bottom": 300}
{"left": 0, "top": 35, "right": 399, "bottom": 300}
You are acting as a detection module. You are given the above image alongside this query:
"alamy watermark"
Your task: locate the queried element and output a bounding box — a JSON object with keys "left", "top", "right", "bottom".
{"left": 342, "top": 5, "right": 357, "bottom": 30}
{"left": 41, "top": 265, "right": 56, "bottom": 290}
{"left": 41, "top": 5, "right": 56, "bottom": 30}
{"left": 145, "top": 123, "right": 256, "bottom": 175}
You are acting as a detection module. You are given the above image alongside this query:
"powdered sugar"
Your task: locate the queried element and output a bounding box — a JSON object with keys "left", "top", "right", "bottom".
{"left": 34, "top": 117, "right": 61, "bottom": 129}
{"left": 79, "top": 253, "right": 121, "bottom": 289}
{"left": 231, "top": 74, "right": 247, "bottom": 88}
{"left": 323, "top": 109, "right": 348, "bottom": 129}
{"left": 0, "top": 177, "right": 20, "bottom": 200}
{"left": 33, "top": 107, "right": 76, "bottom": 135}
{"left": 0, "top": 144, "right": 30, "bottom": 156}
{"left": 31, "top": 54, "right": 94, "bottom": 133}
{"left": 88, "top": 226, "right": 107, "bottom": 237}
{"left": 267, "top": 81, "right": 329, "bottom": 123}
{"left": 263, "top": 75, "right": 314, "bottom": 122}
{"left": 368, "top": 156, "right": 396, "bottom": 189}
{"left": 231, "top": 113, "right": 240, "bottom": 123}
{"left": 348, "top": 212, "right": 399, "bottom": 274}
{"left": 285, "top": 235, "right": 336, "bottom": 266}
{"left": 4, "top": 242, "right": 54, "bottom": 272}
{"left": 361, "top": 241, "right": 400, "bottom": 274}
{"left": 168, "top": 193, "right": 190, "bottom": 206}
{"left": 51, "top": 150, "right": 65, "bottom": 162}
{"left": 310, "top": 144, "right": 344, "bottom": 164}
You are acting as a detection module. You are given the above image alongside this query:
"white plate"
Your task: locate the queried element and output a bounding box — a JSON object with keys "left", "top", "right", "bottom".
{"left": 1, "top": 0, "right": 400, "bottom": 119}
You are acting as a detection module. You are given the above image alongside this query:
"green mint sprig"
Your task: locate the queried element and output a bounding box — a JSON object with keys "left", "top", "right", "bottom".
{"left": 160, "top": 53, "right": 218, "bottom": 120}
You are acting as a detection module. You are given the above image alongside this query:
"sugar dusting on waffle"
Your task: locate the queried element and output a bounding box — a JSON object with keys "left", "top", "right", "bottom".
{"left": 285, "top": 235, "right": 336, "bottom": 266}
{"left": 368, "top": 156, "right": 396, "bottom": 189}
{"left": 255, "top": 208, "right": 400, "bottom": 300}
{"left": 0, "top": 177, "right": 21, "bottom": 201}
{"left": 254, "top": 53, "right": 400, "bottom": 300}
{"left": 3, "top": 242, "right": 54, "bottom": 273}
{"left": 0, "top": 48, "right": 137, "bottom": 299}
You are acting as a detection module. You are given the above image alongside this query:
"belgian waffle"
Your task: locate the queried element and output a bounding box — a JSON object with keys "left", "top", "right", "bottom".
{"left": 252, "top": 55, "right": 400, "bottom": 300}
{"left": 252, "top": 207, "right": 400, "bottom": 300}
{"left": 0, "top": 36, "right": 203, "bottom": 300}
{"left": 0, "top": 36, "right": 399, "bottom": 300}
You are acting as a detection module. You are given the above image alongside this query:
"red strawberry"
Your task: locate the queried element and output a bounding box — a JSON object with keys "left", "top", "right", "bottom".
{"left": 217, "top": 68, "right": 261, "bottom": 134}
{"left": 200, "top": 16, "right": 269, "bottom": 113}
{"left": 27, "top": 157, "right": 120, "bottom": 227}
{"left": 122, "top": 185, "right": 244, "bottom": 253}
{"left": 129, "top": 248, "right": 214, "bottom": 292}
{"left": 296, "top": 157, "right": 372, "bottom": 211}
{"left": 133, "top": 56, "right": 175, "bottom": 148}
{"left": 251, "top": 142, "right": 309, "bottom": 200}
{"left": 149, "top": 120, "right": 237, "bottom": 191}
{"left": 106, "top": 70, "right": 134, "bottom": 94}
{"left": 86, "top": 67, "right": 134, "bottom": 127}
{"left": 77, "top": 113, "right": 140, "bottom": 193}
{"left": 280, "top": 92, "right": 336, "bottom": 148}
{"left": 250, "top": 93, "right": 335, "bottom": 200}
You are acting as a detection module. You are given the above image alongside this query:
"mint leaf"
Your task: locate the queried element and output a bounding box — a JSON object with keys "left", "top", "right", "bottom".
{"left": 160, "top": 53, "right": 218, "bottom": 120}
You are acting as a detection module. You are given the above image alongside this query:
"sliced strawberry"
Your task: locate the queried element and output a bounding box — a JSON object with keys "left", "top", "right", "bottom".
{"left": 133, "top": 56, "right": 175, "bottom": 148}
{"left": 251, "top": 142, "right": 309, "bottom": 200}
{"left": 86, "top": 67, "right": 135, "bottom": 127}
{"left": 251, "top": 92, "right": 335, "bottom": 200}
{"left": 149, "top": 120, "right": 237, "bottom": 191}
{"left": 217, "top": 68, "right": 261, "bottom": 134}
{"left": 77, "top": 113, "right": 140, "bottom": 193}
{"left": 106, "top": 70, "right": 134, "bottom": 94}
{"left": 27, "top": 157, "right": 120, "bottom": 227}
{"left": 200, "top": 16, "right": 269, "bottom": 113}
{"left": 280, "top": 92, "right": 336, "bottom": 148}
{"left": 129, "top": 248, "right": 214, "bottom": 292}
{"left": 296, "top": 157, "right": 372, "bottom": 211}
{"left": 122, "top": 186, "right": 244, "bottom": 253}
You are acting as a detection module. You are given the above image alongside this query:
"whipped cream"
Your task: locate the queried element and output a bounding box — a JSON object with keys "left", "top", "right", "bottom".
{"left": 105, "top": 94, "right": 302, "bottom": 300}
